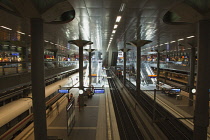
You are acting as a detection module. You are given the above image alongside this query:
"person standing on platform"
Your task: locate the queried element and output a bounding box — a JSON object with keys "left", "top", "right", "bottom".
{"left": 70, "top": 93, "right": 73, "bottom": 101}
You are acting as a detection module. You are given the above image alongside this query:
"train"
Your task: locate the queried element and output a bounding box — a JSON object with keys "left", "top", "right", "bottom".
{"left": 0, "top": 68, "right": 79, "bottom": 140}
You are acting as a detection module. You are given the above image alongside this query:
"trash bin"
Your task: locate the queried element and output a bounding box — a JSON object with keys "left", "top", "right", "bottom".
{"left": 176, "top": 95, "right": 182, "bottom": 100}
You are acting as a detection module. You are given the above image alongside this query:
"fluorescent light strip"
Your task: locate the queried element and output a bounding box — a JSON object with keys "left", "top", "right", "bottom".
{"left": 187, "top": 36, "right": 195, "bottom": 38}
{"left": 119, "top": 3, "right": 126, "bottom": 12}
{"left": 50, "top": 42, "right": 54, "bottom": 44}
{"left": 114, "top": 25, "right": 118, "bottom": 29}
{"left": 164, "top": 43, "right": 168, "bottom": 45}
{"left": 17, "top": 31, "right": 25, "bottom": 35}
{"left": 112, "top": 30, "right": 116, "bottom": 33}
{"left": 0, "top": 26, "right": 12, "bottom": 30}
{"left": 116, "top": 16, "right": 121, "bottom": 22}
{"left": 170, "top": 41, "right": 176, "bottom": 43}
{"left": 44, "top": 40, "right": 49, "bottom": 42}
{"left": 178, "top": 38, "right": 184, "bottom": 41}
{"left": 106, "top": 44, "right": 111, "bottom": 52}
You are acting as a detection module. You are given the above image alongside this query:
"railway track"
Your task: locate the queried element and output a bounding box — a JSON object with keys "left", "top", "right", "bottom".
{"left": 107, "top": 70, "right": 144, "bottom": 140}
{"left": 125, "top": 79, "right": 193, "bottom": 139}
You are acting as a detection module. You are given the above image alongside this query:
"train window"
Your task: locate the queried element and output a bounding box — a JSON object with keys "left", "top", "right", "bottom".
{"left": 0, "top": 124, "right": 8, "bottom": 135}
{"left": 0, "top": 101, "right": 3, "bottom": 107}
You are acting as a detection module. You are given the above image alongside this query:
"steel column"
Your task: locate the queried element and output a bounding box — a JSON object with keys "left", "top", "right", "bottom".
{"left": 31, "top": 18, "right": 47, "bottom": 140}
{"left": 193, "top": 20, "right": 210, "bottom": 140}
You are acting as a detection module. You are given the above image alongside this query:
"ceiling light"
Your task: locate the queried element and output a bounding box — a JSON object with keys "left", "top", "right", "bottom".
{"left": 50, "top": 42, "right": 54, "bottom": 44}
{"left": 114, "top": 25, "right": 118, "bottom": 29}
{"left": 44, "top": 40, "right": 49, "bottom": 42}
{"left": 28, "top": 35, "right": 31, "bottom": 37}
{"left": 0, "top": 26, "right": 12, "bottom": 30}
{"left": 178, "top": 38, "right": 184, "bottom": 41}
{"left": 112, "top": 30, "right": 116, "bottom": 33}
{"left": 164, "top": 43, "right": 168, "bottom": 45}
{"left": 119, "top": 3, "right": 126, "bottom": 12}
{"left": 170, "top": 41, "right": 176, "bottom": 43}
{"left": 160, "top": 44, "right": 163, "bottom": 46}
{"left": 17, "top": 31, "right": 25, "bottom": 35}
{"left": 186, "top": 36, "right": 195, "bottom": 38}
{"left": 116, "top": 16, "right": 121, "bottom": 22}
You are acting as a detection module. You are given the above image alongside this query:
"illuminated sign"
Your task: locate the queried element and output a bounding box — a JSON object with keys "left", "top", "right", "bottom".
{"left": 148, "top": 75, "right": 157, "bottom": 78}
{"left": 94, "top": 89, "right": 105, "bottom": 93}
{"left": 171, "top": 89, "right": 181, "bottom": 92}
{"left": 58, "top": 89, "right": 69, "bottom": 93}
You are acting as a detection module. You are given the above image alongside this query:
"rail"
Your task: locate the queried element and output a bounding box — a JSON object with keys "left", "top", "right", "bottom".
{"left": 125, "top": 80, "right": 193, "bottom": 139}
{"left": 107, "top": 70, "right": 144, "bottom": 140}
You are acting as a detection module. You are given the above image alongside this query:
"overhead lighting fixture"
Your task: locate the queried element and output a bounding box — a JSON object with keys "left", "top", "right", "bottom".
{"left": 0, "top": 26, "right": 12, "bottom": 30}
{"left": 28, "top": 35, "right": 31, "bottom": 37}
{"left": 17, "top": 31, "right": 25, "bottom": 35}
{"left": 116, "top": 16, "right": 122, "bottom": 22}
{"left": 178, "top": 38, "right": 184, "bottom": 41}
{"left": 164, "top": 43, "right": 168, "bottom": 45}
{"left": 187, "top": 36, "right": 195, "bottom": 38}
{"left": 160, "top": 44, "right": 163, "bottom": 46}
{"left": 44, "top": 40, "right": 49, "bottom": 42}
{"left": 107, "top": 44, "right": 111, "bottom": 52}
{"left": 119, "top": 3, "right": 126, "bottom": 12}
{"left": 114, "top": 25, "right": 118, "bottom": 29}
{"left": 112, "top": 30, "right": 116, "bottom": 33}
{"left": 170, "top": 41, "right": 176, "bottom": 43}
{"left": 50, "top": 42, "right": 54, "bottom": 44}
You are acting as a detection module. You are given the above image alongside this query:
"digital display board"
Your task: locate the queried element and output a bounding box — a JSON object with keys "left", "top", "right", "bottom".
{"left": 58, "top": 89, "right": 69, "bottom": 93}
{"left": 171, "top": 89, "right": 181, "bottom": 92}
{"left": 94, "top": 89, "right": 105, "bottom": 93}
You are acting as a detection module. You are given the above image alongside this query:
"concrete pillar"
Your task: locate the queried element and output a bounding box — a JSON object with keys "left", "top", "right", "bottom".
{"left": 193, "top": 20, "right": 210, "bottom": 140}
{"left": 156, "top": 51, "right": 160, "bottom": 89}
{"left": 30, "top": 18, "right": 47, "bottom": 140}
{"left": 21, "top": 47, "right": 29, "bottom": 71}
{"left": 189, "top": 46, "right": 195, "bottom": 106}
{"left": 136, "top": 47, "right": 141, "bottom": 93}
{"left": 89, "top": 51, "right": 92, "bottom": 86}
{"left": 123, "top": 51, "right": 126, "bottom": 85}
{"left": 85, "top": 49, "right": 95, "bottom": 86}
{"left": 79, "top": 46, "right": 83, "bottom": 90}
{"left": 54, "top": 50, "right": 58, "bottom": 68}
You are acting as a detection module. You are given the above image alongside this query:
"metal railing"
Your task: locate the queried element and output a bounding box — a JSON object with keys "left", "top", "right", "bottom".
{"left": 0, "top": 61, "right": 80, "bottom": 76}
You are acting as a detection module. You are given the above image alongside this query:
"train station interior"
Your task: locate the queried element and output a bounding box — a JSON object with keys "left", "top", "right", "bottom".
{"left": 0, "top": 0, "right": 210, "bottom": 140}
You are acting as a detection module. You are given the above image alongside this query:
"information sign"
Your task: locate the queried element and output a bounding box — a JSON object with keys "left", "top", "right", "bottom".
{"left": 94, "top": 89, "right": 105, "bottom": 93}
{"left": 58, "top": 89, "right": 69, "bottom": 93}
